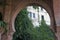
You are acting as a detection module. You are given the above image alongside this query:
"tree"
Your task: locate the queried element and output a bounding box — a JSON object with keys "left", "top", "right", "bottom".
{"left": 13, "top": 8, "right": 34, "bottom": 40}
{"left": 38, "top": 15, "right": 55, "bottom": 40}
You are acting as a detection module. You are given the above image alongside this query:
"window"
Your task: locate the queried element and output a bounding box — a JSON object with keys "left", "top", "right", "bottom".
{"left": 33, "top": 13, "right": 35, "bottom": 18}
{"left": 41, "top": 15, "right": 44, "bottom": 20}
{"left": 29, "top": 12, "right": 32, "bottom": 18}
{"left": 41, "top": 7, "right": 43, "bottom": 11}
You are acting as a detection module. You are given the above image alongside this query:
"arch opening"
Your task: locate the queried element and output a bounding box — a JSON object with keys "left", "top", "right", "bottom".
{"left": 12, "top": 5, "right": 55, "bottom": 40}
{"left": 11, "top": 2, "right": 55, "bottom": 33}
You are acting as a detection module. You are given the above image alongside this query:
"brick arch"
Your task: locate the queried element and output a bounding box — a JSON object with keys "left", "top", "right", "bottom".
{"left": 10, "top": 0, "right": 55, "bottom": 34}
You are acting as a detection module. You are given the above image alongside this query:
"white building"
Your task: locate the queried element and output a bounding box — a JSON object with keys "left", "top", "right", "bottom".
{"left": 27, "top": 6, "right": 50, "bottom": 27}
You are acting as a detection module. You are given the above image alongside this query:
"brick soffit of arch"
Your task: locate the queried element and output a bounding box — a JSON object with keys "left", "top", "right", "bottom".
{"left": 10, "top": 0, "right": 55, "bottom": 32}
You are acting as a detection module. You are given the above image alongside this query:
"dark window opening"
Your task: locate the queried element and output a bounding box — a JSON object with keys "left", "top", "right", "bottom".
{"left": 29, "top": 12, "right": 32, "bottom": 18}
{"left": 33, "top": 13, "right": 35, "bottom": 18}
{"left": 0, "top": 12, "right": 3, "bottom": 21}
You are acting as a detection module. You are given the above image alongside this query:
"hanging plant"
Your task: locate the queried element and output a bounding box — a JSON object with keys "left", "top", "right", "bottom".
{"left": 0, "top": 12, "right": 7, "bottom": 33}
{"left": 0, "top": 21, "right": 7, "bottom": 33}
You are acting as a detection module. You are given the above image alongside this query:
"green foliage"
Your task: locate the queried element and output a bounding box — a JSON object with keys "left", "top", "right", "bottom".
{"left": 13, "top": 8, "right": 34, "bottom": 40}
{"left": 13, "top": 7, "right": 55, "bottom": 40}
{"left": 38, "top": 18, "right": 55, "bottom": 40}
{"left": 0, "top": 21, "right": 7, "bottom": 33}
{"left": 0, "top": 13, "right": 7, "bottom": 28}
{"left": 0, "top": 21, "right": 7, "bottom": 27}
{"left": 0, "top": 13, "right": 7, "bottom": 33}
